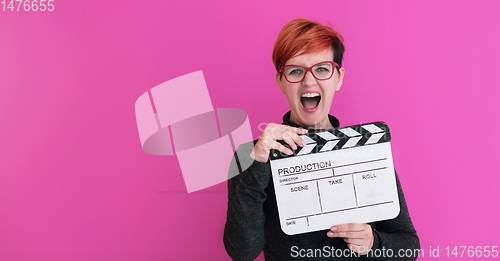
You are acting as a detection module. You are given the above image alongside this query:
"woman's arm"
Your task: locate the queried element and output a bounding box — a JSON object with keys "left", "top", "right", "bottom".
{"left": 223, "top": 153, "right": 271, "bottom": 261}
{"left": 223, "top": 124, "right": 310, "bottom": 260}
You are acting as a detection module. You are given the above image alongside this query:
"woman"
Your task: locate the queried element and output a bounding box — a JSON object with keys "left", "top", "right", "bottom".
{"left": 224, "top": 18, "right": 419, "bottom": 260}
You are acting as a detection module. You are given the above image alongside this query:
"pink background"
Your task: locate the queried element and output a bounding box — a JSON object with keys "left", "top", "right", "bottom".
{"left": 1, "top": 0, "right": 499, "bottom": 260}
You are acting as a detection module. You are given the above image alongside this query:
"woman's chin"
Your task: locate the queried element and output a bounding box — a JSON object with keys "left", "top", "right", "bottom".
{"left": 297, "top": 117, "right": 326, "bottom": 129}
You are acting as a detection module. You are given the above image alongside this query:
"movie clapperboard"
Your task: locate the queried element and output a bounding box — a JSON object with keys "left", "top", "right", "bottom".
{"left": 269, "top": 122, "right": 400, "bottom": 235}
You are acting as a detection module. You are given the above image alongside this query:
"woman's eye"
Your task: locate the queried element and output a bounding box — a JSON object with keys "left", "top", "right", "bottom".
{"left": 289, "top": 68, "right": 304, "bottom": 75}
{"left": 315, "top": 66, "right": 330, "bottom": 72}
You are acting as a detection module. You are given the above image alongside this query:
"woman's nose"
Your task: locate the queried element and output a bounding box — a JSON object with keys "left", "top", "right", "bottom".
{"left": 301, "top": 70, "right": 317, "bottom": 86}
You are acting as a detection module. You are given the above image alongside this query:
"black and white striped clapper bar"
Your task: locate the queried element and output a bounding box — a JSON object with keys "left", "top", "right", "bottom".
{"left": 269, "top": 122, "right": 400, "bottom": 235}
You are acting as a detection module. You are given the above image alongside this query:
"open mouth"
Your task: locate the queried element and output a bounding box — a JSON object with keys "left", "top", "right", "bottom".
{"left": 300, "top": 93, "right": 321, "bottom": 110}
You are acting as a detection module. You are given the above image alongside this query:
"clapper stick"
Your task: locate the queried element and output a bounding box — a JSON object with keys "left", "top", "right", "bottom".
{"left": 269, "top": 122, "right": 400, "bottom": 235}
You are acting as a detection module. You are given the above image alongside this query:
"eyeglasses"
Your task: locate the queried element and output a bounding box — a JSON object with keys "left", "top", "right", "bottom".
{"left": 279, "top": 61, "right": 339, "bottom": 83}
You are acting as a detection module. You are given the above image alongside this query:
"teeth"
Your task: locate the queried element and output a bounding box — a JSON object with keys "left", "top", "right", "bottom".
{"left": 301, "top": 93, "right": 320, "bottom": 98}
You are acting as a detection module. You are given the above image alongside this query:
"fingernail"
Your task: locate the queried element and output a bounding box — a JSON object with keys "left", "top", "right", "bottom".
{"left": 302, "top": 140, "right": 306, "bottom": 147}
{"left": 327, "top": 232, "right": 333, "bottom": 237}
{"left": 293, "top": 144, "right": 297, "bottom": 150}
{"left": 331, "top": 226, "right": 337, "bottom": 231}
{"left": 288, "top": 149, "right": 293, "bottom": 155}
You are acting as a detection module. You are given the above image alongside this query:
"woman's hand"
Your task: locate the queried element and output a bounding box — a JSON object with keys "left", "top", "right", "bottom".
{"left": 327, "top": 223, "right": 374, "bottom": 255}
{"left": 250, "top": 123, "right": 308, "bottom": 163}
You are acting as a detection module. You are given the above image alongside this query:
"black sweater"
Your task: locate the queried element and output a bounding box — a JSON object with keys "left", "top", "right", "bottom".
{"left": 224, "top": 112, "right": 420, "bottom": 260}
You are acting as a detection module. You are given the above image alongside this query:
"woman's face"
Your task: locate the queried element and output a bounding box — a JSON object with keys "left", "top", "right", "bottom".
{"left": 276, "top": 47, "right": 345, "bottom": 129}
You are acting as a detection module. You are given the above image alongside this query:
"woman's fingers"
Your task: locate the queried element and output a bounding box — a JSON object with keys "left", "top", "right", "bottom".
{"left": 347, "top": 244, "right": 370, "bottom": 255}
{"left": 288, "top": 126, "right": 309, "bottom": 136}
{"left": 294, "top": 132, "right": 308, "bottom": 147}
{"left": 282, "top": 135, "right": 297, "bottom": 151}
{"left": 280, "top": 126, "right": 307, "bottom": 149}
{"left": 328, "top": 231, "right": 360, "bottom": 238}
{"left": 275, "top": 126, "right": 308, "bottom": 154}
{"left": 270, "top": 140, "right": 293, "bottom": 155}
{"left": 343, "top": 237, "right": 366, "bottom": 245}
{"left": 326, "top": 223, "right": 374, "bottom": 255}
{"left": 288, "top": 126, "right": 308, "bottom": 147}
{"left": 252, "top": 123, "right": 309, "bottom": 162}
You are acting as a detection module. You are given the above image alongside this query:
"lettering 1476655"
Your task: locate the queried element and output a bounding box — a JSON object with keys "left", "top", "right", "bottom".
{"left": 2, "top": 0, "right": 54, "bottom": 11}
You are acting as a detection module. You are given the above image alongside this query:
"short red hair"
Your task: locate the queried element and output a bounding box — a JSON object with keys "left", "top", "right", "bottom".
{"left": 272, "top": 18, "right": 345, "bottom": 73}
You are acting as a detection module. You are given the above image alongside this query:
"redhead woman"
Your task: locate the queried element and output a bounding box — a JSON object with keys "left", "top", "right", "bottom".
{"left": 224, "top": 18, "right": 419, "bottom": 261}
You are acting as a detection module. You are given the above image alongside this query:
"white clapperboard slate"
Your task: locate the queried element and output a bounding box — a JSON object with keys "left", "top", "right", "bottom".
{"left": 269, "top": 122, "right": 400, "bottom": 235}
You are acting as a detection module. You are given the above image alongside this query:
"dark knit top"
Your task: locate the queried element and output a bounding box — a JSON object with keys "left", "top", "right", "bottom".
{"left": 223, "top": 112, "right": 420, "bottom": 260}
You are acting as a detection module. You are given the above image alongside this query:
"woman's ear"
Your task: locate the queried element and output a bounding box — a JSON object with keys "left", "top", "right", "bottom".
{"left": 276, "top": 73, "right": 285, "bottom": 94}
{"left": 335, "top": 67, "right": 345, "bottom": 91}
